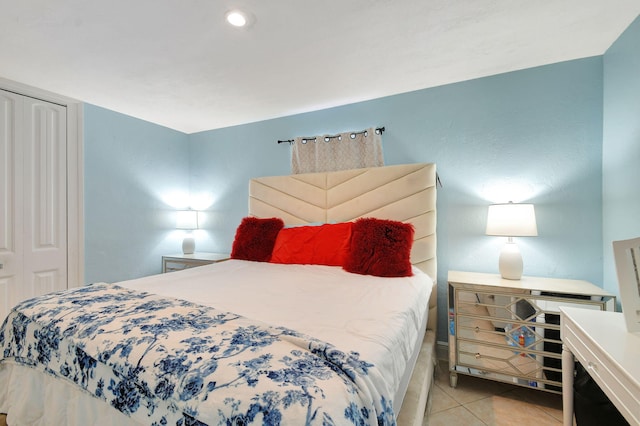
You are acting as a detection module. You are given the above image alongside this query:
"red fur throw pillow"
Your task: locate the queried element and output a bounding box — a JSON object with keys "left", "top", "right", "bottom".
{"left": 343, "top": 218, "right": 414, "bottom": 277}
{"left": 230, "top": 217, "right": 284, "bottom": 262}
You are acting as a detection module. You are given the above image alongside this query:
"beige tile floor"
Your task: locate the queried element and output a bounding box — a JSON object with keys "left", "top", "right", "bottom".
{"left": 425, "top": 361, "right": 565, "bottom": 426}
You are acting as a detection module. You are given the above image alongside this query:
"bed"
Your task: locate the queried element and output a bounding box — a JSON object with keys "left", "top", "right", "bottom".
{"left": 0, "top": 162, "right": 438, "bottom": 426}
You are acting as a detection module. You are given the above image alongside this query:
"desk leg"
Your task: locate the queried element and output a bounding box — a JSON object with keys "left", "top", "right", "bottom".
{"left": 562, "top": 345, "right": 574, "bottom": 426}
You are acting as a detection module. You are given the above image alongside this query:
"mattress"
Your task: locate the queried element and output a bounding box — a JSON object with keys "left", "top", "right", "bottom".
{"left": 0, "top": 260, "right": 432, "bottom": 425}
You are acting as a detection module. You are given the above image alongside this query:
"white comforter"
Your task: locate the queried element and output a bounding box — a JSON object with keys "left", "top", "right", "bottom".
{"left": 121, "top": 260, "right": 433, "bottom": 412}
{"left": 0, "top": 260, "right": 432, "bottom": 425}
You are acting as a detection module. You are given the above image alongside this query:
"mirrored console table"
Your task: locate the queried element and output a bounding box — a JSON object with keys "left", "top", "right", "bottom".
{"left": 448, "top": 271, "right": 616, "bottom": 393}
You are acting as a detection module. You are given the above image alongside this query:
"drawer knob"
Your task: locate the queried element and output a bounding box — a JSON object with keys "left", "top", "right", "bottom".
{"left": 588, "top": 362, "right": 597, "bottom": 371}
{"left": 475, "top": 353, "right": 481, "bottom": 359}
{"left": 475, "top": 327, "right": 480, "bottom": 333}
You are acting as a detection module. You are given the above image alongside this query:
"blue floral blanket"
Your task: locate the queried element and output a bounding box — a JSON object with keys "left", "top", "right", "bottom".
{"left": 0, "top": 283, "right": 395, "bottom": 425}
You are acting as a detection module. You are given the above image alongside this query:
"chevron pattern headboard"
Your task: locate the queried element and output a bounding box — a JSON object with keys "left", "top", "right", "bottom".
{"left": 248, "top": 163, "right": 437, "bottom": 283}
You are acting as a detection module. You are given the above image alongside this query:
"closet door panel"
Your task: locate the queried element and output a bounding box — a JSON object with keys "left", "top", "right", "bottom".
{"left": 0, "top": 90, "right": 24, "bottom": 320}
{"left": 23, "top": 98, "right": 67, "bottom": 299}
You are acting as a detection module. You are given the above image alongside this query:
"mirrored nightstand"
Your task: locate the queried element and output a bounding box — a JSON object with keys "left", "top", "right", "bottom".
{"left": 162, "top": 252, "right": 229, "bottom": 273}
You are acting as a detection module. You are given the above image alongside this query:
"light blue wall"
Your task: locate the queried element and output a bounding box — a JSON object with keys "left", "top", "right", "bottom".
{"left": 189, "top": 58, "right": 604, "bottom": 341}
{"left": 84, "top": 104, "right": 190, "bottom": 284}
{"left": 602, "top": 15, "right": 640, "bottom": 295}
{"left": 80, "top": 19, "right": 640, "bottom": 343}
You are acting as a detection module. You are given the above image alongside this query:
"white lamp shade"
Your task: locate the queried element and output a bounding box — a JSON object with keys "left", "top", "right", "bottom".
{"left": 486, "top": 203, "right": 537, "bottom": 237}
{"left": 176, "top": 210, "right": 199, "bottom": 230}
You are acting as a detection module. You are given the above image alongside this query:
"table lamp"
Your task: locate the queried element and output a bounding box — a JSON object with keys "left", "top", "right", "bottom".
{"left": 176, "top": 210, "right": 199, "bottom": 254}
{"left": 486, "top": 202, "right": 537, "bottom": 280}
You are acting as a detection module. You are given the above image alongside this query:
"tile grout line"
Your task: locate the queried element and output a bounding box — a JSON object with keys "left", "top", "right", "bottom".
{"left": 460, "top": 400, "right": 491, "bottom": 426}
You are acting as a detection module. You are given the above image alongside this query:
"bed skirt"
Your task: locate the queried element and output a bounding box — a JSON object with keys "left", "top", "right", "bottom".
{"left": 397, "top": 329, "right": 437, "bottom": 426}
{"left": 0, "top": 331, "right": 437, "bottom": 426}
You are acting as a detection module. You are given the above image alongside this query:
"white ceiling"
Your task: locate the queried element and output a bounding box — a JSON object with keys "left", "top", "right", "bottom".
{"left": 2, "top": 1, "right": 639, "bottom": 134}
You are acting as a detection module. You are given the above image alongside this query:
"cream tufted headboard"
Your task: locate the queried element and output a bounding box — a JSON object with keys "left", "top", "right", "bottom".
{"left": 248, "top": 163, "right": 438, "bottom": 332}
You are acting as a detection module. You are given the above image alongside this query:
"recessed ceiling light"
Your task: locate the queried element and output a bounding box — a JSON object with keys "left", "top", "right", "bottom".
{"left": 225, "top": 10, "right": 248, "bottom": 27}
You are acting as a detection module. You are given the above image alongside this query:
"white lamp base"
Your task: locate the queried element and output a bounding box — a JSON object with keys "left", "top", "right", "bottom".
{"left": 182, "top": 236, "right": 195, "bottom": 254}
{"left": 499, "top": 241, "right": 523, "bottom": 280}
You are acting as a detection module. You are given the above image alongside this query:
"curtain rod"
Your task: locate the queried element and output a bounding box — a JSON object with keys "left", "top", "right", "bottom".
{"left": 277, "top": 126, "right": 385, "bottom": 145}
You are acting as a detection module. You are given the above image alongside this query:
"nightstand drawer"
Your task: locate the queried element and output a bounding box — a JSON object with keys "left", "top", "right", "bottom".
{"left": 457, "top": 339, "right": 541, "bottom": 377}
{"left": 457, "top": 314, "right": 552, "bottom": 345}
{"left": 456, "top": 288, "right": 534, "bottom": 330}
{"left": 163, "top": 258, "right": 212, "bottom": 272}
{"left": 456, "top": 315, "right": 504, "bottom": 343}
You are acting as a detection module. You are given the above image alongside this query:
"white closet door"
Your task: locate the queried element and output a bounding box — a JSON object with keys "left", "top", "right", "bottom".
{"left": 23, "top": 96, "right": 68, "bottom": 302}
{"left": 0, "top": 90, "right": 24, "bottom": 320}
{"left": 0, "top": 90, "right": 67, "bottom": 321}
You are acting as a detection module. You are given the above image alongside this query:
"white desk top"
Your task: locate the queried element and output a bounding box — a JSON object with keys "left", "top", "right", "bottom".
{"left": 560, "top": 306, "right": 640, "bottom": 386}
